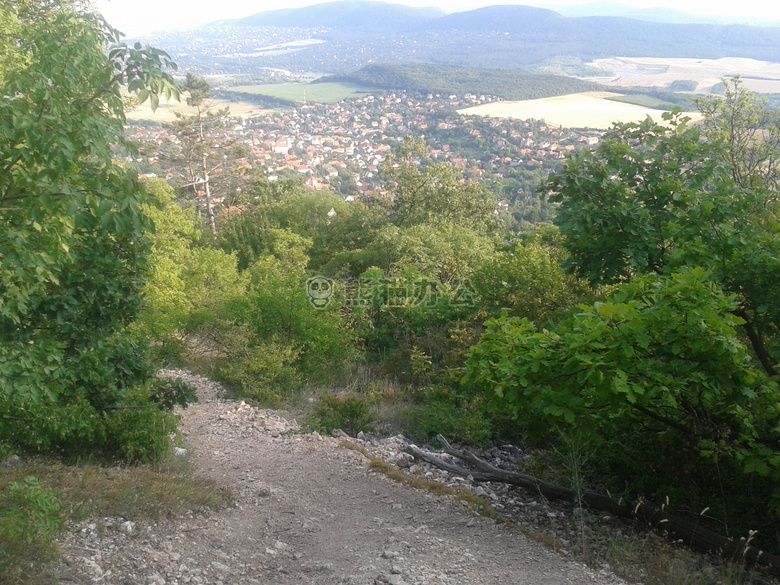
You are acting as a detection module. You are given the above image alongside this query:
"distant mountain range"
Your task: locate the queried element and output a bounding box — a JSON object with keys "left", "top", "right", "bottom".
{"left": 549, "top": 2, "right": 776, "bottom": 25}
{"left": 155, "top": 0, "right": 780, "bottom": 78}
{"left": 231, "top": 0, "right": 445, "bottom": 33}
{"left": 220, "top": 1, "right": 780, "bottom": 64}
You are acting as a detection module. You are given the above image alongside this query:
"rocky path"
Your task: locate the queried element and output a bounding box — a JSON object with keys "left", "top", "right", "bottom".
{"left": 54, "top": 371, "right": 628, "bottom": 585}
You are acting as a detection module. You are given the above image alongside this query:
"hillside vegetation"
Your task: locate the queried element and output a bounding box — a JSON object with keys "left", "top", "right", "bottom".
{"left": 4, "top": 0, "right": 780, "bottom": 580}
{"left": 322, "top": 63, "right": 604, "bottom": 100}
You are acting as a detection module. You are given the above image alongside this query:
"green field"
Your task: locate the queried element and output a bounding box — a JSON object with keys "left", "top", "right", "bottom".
{"left": 230, "top": 82, "right": 376, "bottom": 104}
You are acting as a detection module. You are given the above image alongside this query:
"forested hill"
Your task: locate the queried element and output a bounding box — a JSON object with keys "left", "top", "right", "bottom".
{"left": 227, "top": 0, "right": 444, "bottom": 32}
{"left": 218, "top": 1, "right": 780, "bottom": 69}
{"left": 320, "top": 64, "right": 604, "bottom": 100}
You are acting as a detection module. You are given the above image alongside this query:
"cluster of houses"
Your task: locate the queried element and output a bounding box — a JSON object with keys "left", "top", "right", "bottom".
{"left": 128, "top": 90, "right": 602, "bottom": 214}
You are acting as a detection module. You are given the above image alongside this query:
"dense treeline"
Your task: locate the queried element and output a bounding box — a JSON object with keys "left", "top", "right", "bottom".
{"left": 322, "top": 63, "right": 604, "bottom": 100}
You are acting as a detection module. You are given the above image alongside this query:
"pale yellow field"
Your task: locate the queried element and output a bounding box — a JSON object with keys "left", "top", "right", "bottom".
{"left": 587, "top": 57, "right": 780, "bottom": 94}
{"left": 125, "top": 97, "right": 273, "bottom": 123}
{"left": 458, "top": 91, "right": 701, "bottom": 129}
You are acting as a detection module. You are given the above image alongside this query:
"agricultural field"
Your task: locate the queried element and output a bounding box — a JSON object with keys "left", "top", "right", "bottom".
{"left": 125, "top": 96, "right": 273, "bottom": 123}
{"left": 457, "top": 91, "right": 702, "bottom": 129}
{"left": 586, "top": 57, "right": 780, "bottom": 94}
{"left": 229, "top": 81, "right": 376, "bottom": 105}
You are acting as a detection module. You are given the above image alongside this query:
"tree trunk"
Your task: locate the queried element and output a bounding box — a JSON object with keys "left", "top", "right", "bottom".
{"left": 202, "top": 153, "right": 216, "bottom": 232}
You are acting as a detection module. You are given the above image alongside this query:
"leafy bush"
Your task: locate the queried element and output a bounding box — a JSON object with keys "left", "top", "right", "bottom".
{"left": 218, "top": 337, "right": 303, "bottom": 405}
{"left": 410, "top": 386, "right": 497, "bottom": 446}
{"left": 466, "top": 267, "right": 780, "bottom": 535}
{"left": 0, "top": 477, "right": 62, "bottom": 581}
{"left": 305, "top": 394, "right": 375, "bottom": 436}
{"left": 102, "top": 385, "right": 182, "bottom": 463}
{"left": 0, "top": 5, "right": 181, "bottom": 463}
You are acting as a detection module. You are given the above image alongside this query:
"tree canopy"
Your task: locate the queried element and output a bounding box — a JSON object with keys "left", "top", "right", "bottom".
{"left": 548, "top": 92, "right": 780, "bottom": 376}
{"left": 0, "top": 1, "right": 183, "bottom": 459}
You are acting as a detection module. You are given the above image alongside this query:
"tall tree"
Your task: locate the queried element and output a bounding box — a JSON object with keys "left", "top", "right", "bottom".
{"left": 167, "top": 73, "right": 229, "bottom": 231}
{"left": 695, "top": 77, "right": 780, "bottom": 195}
{"left": 383, "top": 137, "right": 499, "bottom": 237}
{"left": 0, "top": 1, "right": 182, "bottom": 458}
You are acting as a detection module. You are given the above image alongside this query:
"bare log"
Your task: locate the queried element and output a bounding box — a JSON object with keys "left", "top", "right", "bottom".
{"left": 404, "top": 435, "right": 780, "bottom": 575}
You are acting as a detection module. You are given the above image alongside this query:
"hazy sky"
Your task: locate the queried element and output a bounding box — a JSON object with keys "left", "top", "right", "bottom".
{"left": 95, "top": 0, "right": 780, "bottom": 37}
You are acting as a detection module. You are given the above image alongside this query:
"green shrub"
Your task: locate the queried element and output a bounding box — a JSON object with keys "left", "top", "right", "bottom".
{"left": 103, "top": 386, "right": 181, "bottom": 463}
{"left": 0, "top": 477, "right": 63, "bottom": 582}
{"left": 410, "top": 387, "right": 494, "bottom": 446}
{"left": 219, "top": 339, "right": 303, "bottom": 405}
{"left": 305, "top": 394, "right": 375, "bottom": 436}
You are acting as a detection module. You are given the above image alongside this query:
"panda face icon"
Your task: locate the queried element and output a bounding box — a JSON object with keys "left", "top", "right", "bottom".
{"left": 306, "top": 276, "right": 334, "bottom": 309}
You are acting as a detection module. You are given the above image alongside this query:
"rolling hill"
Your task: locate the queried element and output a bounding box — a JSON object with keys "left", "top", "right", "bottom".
{"left": 322, "top": 63, "right": 604, "bottom": 100}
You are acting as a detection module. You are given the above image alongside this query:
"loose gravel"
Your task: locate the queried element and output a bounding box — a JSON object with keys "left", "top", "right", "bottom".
{"left": 52, "top": 370, "right": 630, "bottom": 585}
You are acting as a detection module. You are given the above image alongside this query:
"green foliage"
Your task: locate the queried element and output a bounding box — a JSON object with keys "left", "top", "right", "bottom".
{"left": 149, "top": 378, "right": 197, "bottom": 411}
{"left": 209, "top": 230, "right": 357, "bottom": 402}
{"left": 101, "top": 385, "right": 181, "bottom": 463}
{"left": 668, "top": 79, "right": 698, "bottom": 92}
{"left": 134, "top": 179, "right": 246, "bottom": 363}
{"left": 363, "top": 223, "right": 495, "bottom": 284}
{"left": 305, "top": 394, "right": 376, "bottom": 436}
{"left": 471, "top": 227, "right": 593, "bottom": 324}
{"left": 0, "top": 476, "right": 62, "bottom": 580}
{"left": 695, "top": 77, "right": 780, "bottom": 193}
{"left": 549, "top": 111, "right": 719, "bottom": 285}
{"left": 0, "top": 2, "right": 183, "bottom": 461}
{"left": 218, "top": 337, "right": 303, "bottom": 404}
{"left": 466, "top": 267, "right": 780, "bottom": 524}
{"left": 384, "top": 137, "right": 499, "bottom": 237}
{"left": 549, "top": 101, "right": 780, "bottom": 375}
{"left": 327, "top": 63, "right": 603, "bottom": 101}
{"left": 410, "top": 386, "right": 495, "bottom": 446}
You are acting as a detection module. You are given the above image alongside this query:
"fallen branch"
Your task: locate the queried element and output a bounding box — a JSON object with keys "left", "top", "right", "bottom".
{"left": 404, "top": 435, "right": 780, "bottom": 575}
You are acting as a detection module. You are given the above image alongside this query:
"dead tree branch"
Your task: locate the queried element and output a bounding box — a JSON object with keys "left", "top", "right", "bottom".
{"left": 404, "top": 435, "right": 780, "bottom": 575}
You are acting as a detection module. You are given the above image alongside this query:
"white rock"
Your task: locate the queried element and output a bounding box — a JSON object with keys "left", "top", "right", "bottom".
{"left": 82, "top": 558, "right": 103, "bottom": 578}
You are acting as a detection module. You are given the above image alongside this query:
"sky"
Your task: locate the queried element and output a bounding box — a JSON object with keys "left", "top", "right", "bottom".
{"left": 94, "top": 0, "right": 780, "bottom": 37}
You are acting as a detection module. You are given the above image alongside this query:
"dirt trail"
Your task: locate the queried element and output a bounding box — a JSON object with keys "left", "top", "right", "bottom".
{"left": 54, "top": 372, "right": 627, "bottom": 585}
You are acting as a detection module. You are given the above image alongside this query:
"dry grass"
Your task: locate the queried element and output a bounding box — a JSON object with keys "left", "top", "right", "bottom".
{"left": 601, "top": 528, "right": 767, "bottom": 585}
{"left": 340, "top": 441, "right": 498, "bottom": 520}
{"left": 0, "top": 456, "right": 229, "bottom": 585}
{"left": 125, "top": 97, "right": 274, "bottom": 123}
{"left": 458, "top": 92, "right": 702, "bottom": 129}
{"left": 0, "top": 458, "right": 229, "bottom": 521}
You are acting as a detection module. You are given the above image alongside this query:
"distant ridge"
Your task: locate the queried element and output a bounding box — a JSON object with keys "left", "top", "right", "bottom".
{"left": 189, "top": 1, "right": 780, "bottom": 75}
{"left": 552, "top": 2, "right": 714, "bottom": 24}
{"left": 231, "top": 0, "right": 444, "bottom": 32}
{"left": 552, "top": 2, "right": 779, "bottom": 26}
{"left": 426, "top": 5, "right": 563, "bottom": 32}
